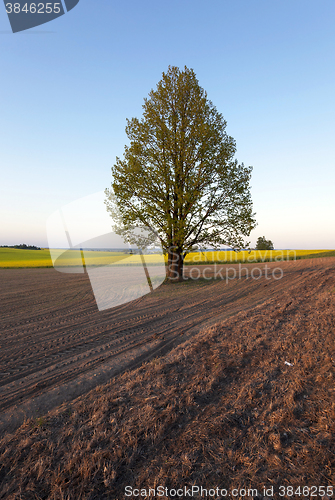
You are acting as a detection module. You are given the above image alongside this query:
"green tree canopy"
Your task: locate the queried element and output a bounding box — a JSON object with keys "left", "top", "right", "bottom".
{"left": 255, "top": 236, "right": 274, "bottom": 250}
{"left": 105, "top": 66, "right": 257, "bottom": 280}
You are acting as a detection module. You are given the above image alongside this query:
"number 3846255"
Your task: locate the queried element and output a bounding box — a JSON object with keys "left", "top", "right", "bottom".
{"left": 5, "top": 3, "right": 62, "bottom": 14}
{"left": 279, "top": 486, "right": 334, "bottom": 496}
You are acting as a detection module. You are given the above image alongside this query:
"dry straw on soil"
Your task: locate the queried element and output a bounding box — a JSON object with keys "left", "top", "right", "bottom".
{"left": 0, "top": 264, "right": 334, "bottom": 499}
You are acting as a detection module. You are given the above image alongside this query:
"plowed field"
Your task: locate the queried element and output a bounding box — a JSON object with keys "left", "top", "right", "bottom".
{"left": 0, "top": 257, "right": 334, "bottom": 432}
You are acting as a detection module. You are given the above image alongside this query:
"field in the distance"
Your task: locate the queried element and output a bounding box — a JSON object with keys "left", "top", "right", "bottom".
{"left": 0, "top": 256, "right": 334, "bottom": 498}
{"left": 0, "top": 247, "right": 334, "bottom": 268}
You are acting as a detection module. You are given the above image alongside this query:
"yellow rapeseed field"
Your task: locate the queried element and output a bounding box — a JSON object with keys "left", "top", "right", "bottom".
{"left": 184, "top": 249, "right": 327, "bottom": 263}
{"left": 0, "top": 247, "right": 332, "bottom": 268}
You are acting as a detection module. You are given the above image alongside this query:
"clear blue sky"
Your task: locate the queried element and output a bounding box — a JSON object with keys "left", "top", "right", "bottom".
{"left": 1, "top": 0, "right": 334, "bottom": 249}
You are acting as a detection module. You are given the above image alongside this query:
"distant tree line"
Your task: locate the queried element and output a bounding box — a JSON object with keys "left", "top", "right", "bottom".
{"left": 255, "top": 236, "right": 274, "bottom": 250}
{"left": 0, "top": 244, "right": 41, "bottom": 250}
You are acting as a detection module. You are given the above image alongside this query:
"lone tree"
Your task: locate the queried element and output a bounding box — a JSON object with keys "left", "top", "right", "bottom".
{"left": 106, "top": 66, "right": 256, "bottom": 280}
{"left": 255, "top": 236, "right": 274, "bottom": 250}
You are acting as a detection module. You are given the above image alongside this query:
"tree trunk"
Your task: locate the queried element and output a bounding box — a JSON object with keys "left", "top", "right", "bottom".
{"left": 166, "top": 247, "right": 184, "bottom": 281}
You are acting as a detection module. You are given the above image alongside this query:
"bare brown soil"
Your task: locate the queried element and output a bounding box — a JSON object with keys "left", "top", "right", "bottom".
{"left": 0, "top": 259, "right": 331, "bottom": 432}
{"left": 0, "top": 258, "right": 334, "bottom": 499}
